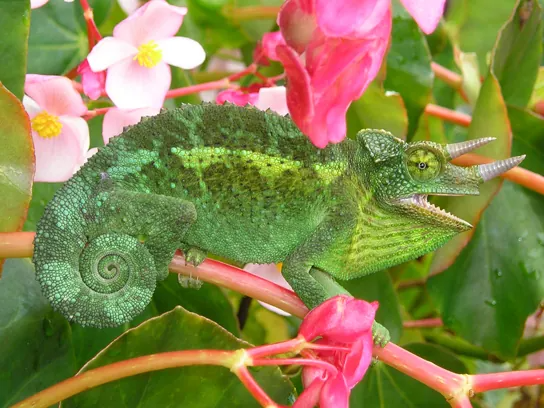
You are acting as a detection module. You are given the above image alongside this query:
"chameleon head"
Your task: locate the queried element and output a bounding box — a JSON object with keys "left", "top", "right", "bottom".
{"left": 357, "top": 130, "right": 525, "bottom": 233}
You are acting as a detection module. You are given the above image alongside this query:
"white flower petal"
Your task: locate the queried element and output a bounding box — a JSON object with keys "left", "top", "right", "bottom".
{"left": 87, "top": 37, "right": 138, "bottom": 72}
{"left": 157, "top": 37, "right": 206, "bottom": 70}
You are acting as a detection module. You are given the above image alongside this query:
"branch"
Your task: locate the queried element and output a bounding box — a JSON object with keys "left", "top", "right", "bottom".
{"left": 223, "top": 5, "right": 280, "bottom": 21}
{"left": 424, "top": 104, "right": 472, "bottom": 127}
{"left": 12, "top": 350, "right": 234, "bottom": 408}
{"left": 431, "top": 62, "right": 463, "bottom": 90}
{"left": 403, "top": 317, "right": 443, "bottom": 329}
{"left": 472, "top": 370, "right": 544, "bottom": 392}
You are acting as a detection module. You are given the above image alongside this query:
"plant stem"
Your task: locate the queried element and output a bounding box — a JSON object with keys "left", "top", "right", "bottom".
{"left": 248, "top": 336, "right": 306, "bottom": 359}
{"left": 83, "top": 107, "right": 113, "bottom": 120}
{"left": 396, "top": 277, "right": 427, "bottom": 290}
{"left": 373, "top": 342, "right": 468, "bottom": 398}
{"left": 517, "top": 335, "right": 544, "bottom": 358}
{"left": 403, "top": 317, "right": 443, "bottom": 329}
{"left": 234, "top": 366, "right": 280, "bottom": 408}
{"left": 251, "top": 358, "right": 339, "bottom": 375}
{"left": 452, "top": 153, "right": 544, "bottom": 196}
{"left": 449, "top": 396, "right": 473, "bottom": 408}
{"left": 424, "top": 104, "right": 472, "bottom": 127}
{"left": 0, "top": 232, "right": 34, "bottom": 258}
{"left": 471, "top": 370, "right": 544, "bottom": 392}
{"left": 166, "top": 78, "right": 232, "bottom": 99}
{"left": 12, "top": 350, "right": 233, "bottom": 408}
{"left": 79, "top": 0, "right": 102, "bottom": 49}
{"left": 431, "top": 62, "right": 463, "bottom": 90}
{"left": 224, "top": 6, "right": 280, "bottom": 21}
{"left": 169, "top": 255, "right": 309, "bottom": 318}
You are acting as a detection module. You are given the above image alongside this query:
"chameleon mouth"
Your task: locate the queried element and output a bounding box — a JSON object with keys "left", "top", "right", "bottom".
{"left": 401, "top": 194, "right": 472, "bottom": 228}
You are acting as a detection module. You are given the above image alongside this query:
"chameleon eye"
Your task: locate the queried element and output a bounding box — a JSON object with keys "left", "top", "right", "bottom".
{"left": 406, "top": 148, "right": 442, "bottom": 181}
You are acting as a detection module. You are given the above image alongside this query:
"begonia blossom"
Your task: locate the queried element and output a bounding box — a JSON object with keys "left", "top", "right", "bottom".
{"left": 216, "top": 86, "right": 289, "bottom": 116}
{"left": 77, "top": 59, "right": 106, "bottom": 100}
{"left": 87, "top": 0, "right": 205, "bottom": 109}
{"left": 275, "top": 0, "right": 446, "bottom": 147}
{"left": 31, "top": 0, "right": 72, "bottom": 10}
{"left": 243, "top": 263, "right": 293, "bottom": 316}
{"left": 23, "top": 75, "right": 89, "bottom": 182}
{"left": 295, "top": 295, "right": 378, "bottom": 407}
{"left": 102, "top": 107, "right": 161, "bottom": 144}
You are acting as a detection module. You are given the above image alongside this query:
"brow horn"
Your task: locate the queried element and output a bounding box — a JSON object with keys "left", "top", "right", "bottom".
{"left": 478, "top": 155, "right": 526, "bottom": 181}
{"left": 446, "top": 137, "right": 496, "bottom": 159}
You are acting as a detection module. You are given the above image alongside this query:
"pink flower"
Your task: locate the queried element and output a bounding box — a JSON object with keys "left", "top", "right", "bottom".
{"left": 23, "top": 75, "right": 89, "bottom": 182}
{"left": 87, "top": 0, "right": 205, "bottom": 109}
{"left": 216, "top": 86, "right": 289, "bottom": 116}
{"left": 31, "top": 0, "right": 72, "bottom": 10}
{"left": 295, "top": 295, "right": 378, "bottom": 407}
{"left": 102, "top": 107, "right": 161, "bottom": 144}
{"left": 254, "top": 32, "right": 286, "bottom": 65}
{"left": 77, "top": 59, "right": 106, "bottom": 100}
{"left": 243, "top": 263, "right": 293, "bottom": 316}
{"left": 276, "top": 0, "right": 446, "bottom": 148}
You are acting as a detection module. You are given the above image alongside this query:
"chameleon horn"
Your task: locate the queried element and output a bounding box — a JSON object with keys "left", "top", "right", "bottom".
{"left": 478, "top": 155, "right": 526, "bottom": 181}
{"left": 446, "top": 137, "right": 496, "bottom": 159}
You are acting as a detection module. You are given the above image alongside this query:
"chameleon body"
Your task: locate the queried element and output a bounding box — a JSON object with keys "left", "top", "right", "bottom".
{"left": 33, "top": 103, "right": 523, "bottom": 328}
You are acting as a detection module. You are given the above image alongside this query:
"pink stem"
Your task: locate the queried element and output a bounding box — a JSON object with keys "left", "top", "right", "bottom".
{"left": 373, "top": 343, "right": 466, "bottom": 397}
{"left": 227, "top": 63, "right": 257, "bottom": 81}
{"left": 165, "top": 78, "right": 233, "bottom": 99}
{"left": 471, "top": 370, "right": 544, "bottom": 393}
{"left": 305, "top": 343, "right": 351, "bottom": 353}
{"left": 83, "top": 106, "right": 113, "bottom": 120}
{"left": 449, "top": 396, "right": 473, "bottom": 408}
{"left": 248, "top": 336, "right": 306, "bottom": 359}
{"left": 252, "top": 358, "right": 338, "bottom": 376}
{"left": 403, "top": 317, "right": 443, "bottom": 328}
{"left": 234, "top": 366, "right": 279, "bottom": 408}
{"left": 79, "top": 0, "right": 102, "bottom": 48}
{"left": 169, "top": 255, "right": 309, "bottom": 318}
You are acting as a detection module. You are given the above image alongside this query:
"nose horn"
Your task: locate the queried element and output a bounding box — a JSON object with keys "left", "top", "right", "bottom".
{"left": 446, "top": 137, "right": 496, "bottom": 159}
{"left": 478, "top": 155, "right": 526, "bottom": 181}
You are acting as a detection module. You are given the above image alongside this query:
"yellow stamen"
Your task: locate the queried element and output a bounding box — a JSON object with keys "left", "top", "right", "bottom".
{"left": 31, "top": 111, "right": 63, "bottom": 138}
{"left": 134, "top": 40, "right": 163, "bottom": 68}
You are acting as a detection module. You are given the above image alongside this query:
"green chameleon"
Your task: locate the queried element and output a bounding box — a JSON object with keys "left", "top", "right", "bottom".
{"left": 33, "top": 103, "right": 524, "bottom": 335}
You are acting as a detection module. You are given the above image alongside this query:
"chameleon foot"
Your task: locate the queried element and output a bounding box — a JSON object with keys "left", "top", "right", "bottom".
{"left": 178, "top": 273, "right": 204, "bottom": 289}
{"left": 372, "top": 321, "right": 390, "bottom": 347}
{"left": 184, "top": 247, "right": 207, "bottom": 267}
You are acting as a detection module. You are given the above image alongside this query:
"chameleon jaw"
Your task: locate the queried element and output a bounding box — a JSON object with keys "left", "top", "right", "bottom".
{"left": 400, "top": 194, "right": 473, "bottom": 230}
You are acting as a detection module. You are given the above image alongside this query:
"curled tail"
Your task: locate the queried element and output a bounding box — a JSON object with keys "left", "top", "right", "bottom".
{"left": 33, "top": 174, "right": 196, "bottom": 328}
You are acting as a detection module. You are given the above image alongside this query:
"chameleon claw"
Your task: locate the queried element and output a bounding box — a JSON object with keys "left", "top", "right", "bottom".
{"left": 372, "top": 321, "right": 390, "bottom": 348}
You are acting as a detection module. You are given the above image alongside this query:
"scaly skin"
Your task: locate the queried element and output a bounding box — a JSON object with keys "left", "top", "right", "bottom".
{"left": 32, "top": 103, "right": 502, "bottom": 329}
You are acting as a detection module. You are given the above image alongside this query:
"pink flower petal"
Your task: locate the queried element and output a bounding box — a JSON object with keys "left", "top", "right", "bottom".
{"left": 315, "top": 0, "right": 389, "bottom": 38}
{"left": 113, "top": 0, "right": 187, "bottom": 45}
{"left": 73, "top": 147, "right": 99, "bottom": 174}
{"left": 118, "top": 0, "right": 143, "bottom": 15}
{"left": 400, "top": 0, "right": 446, "bottom": 34}
{"left": 24, "top": 76, "right": 87, "bottom": 117}
{"left": 31, "top": 0, "right": 49, "bottom": 9}
{"left": 243, "top": 263, "right": 293, "bottom": 316}
{"left": 255, "top": 86, "right": 289, "bottom": 116}
{"left": 77, "top": 59, "right": 106, "bottom": 100}
{"left": 216, "top": 89, "right": 259, "bottom": 106}
{"left": 157, "top": 37, "right": 205, "bottom": 69}
{"left": 33, "top": 117, "right": 90, "bottom": 182}
{"left": 87, "top": 37, "right": 138, "bottom": 72}
{"left": 275, "top": 45, "right": 315, "bottom": 141}
{"left": 343, "top": 335, "right": 373, "bottom": 388}
{"left": 299, "top": 295, "right": 378, "bottom": 343}
{"left": 320, "top": 374, "right": 349, "bottom": 408}
{"left": 102, "top": 107, "right": 161, "bottom": 144}
{"left": 254, "top": 31, "right": 286, "bottom": 64}
{"left": 295, "top": 371, "right": 326, "bottom": 408}
{"left": 22, "top": 96, "right": 41, "bottom": 118}
{"left": 278, "top": 0, "right": 317, "bottom": 53}
{"left": 105, "top": 59, "right": 170, "bottom": 109}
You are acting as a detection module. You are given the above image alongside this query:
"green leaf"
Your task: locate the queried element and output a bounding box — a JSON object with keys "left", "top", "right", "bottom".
{"left": 491, "top": 0, "right": 543, "bottom": 107}
{"left": 384, "top": 0, "right": 433, "bottom": 139}
{"left": 0, "top": 0, "right": 30, "bottom": 99}
{"left": 430, "top": 74, "right": 511, "bottom": 275}
{"left": 0, "top": 84, "right": 34, "bottom": 234}
{"left": 341, "top": 272, "right": 403, "bottom": 343}
{"left": 232, "top": 0, "right": 281, "bottom": 43}
{"left": 428, "top": 182, "right": 544, "bottom": 359}
{"left": 0, "top": 259, "right": 76, "bottom": 407}
{"left": 347, "top": 82, "right": 408, "bottom": 140}
{"left": 28, "top": 1, "right": 87, "bottom": 75}
{"left": 508, "top": 105, "right": 544, "bottom": 174}
{"left": 23, "top": 182, "right": 62, "bottom": 232}
{"left": 154, "top": 273, "right": 239, "bottom": 335}
{"left": 446, "top": 0, "right": 519, "bottom": 69}
{"left": 64, "top": 307, "right": 295, "bottom": 407}
{"left": 351, "top": 343, "right": 468, "bottom": 407}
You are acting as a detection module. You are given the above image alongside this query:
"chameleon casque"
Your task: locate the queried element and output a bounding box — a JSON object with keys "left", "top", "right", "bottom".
{"left": 33, "top": 103, "right": 524, "bottom": 329}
